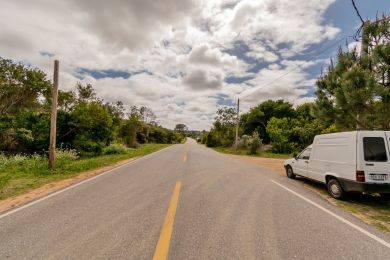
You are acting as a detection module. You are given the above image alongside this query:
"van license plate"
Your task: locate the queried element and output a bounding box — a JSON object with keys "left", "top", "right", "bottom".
{"left": 369, "top": 174, "right": 388, "bottom": 181}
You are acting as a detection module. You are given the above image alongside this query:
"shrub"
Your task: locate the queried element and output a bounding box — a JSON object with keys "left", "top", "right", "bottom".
{"left": 237, "top": 135, "right": 250, "bottom": 149}
{"left": 56, "top": 149, "right": 78, "bottom": 161}
{"left": 201, "top": 134, "right": 207, "bottom": 144}
{"left": 0, "top": 153, "right": 28, "bottom": 168}
{"left": 206, "top": 131, "right": 221, "bottom": 147}
{"left": 246, "top": 132, "right": 262, "bottom": 154}
{"left": 0, "top": 153, "right": 46, "bottom": 171}
{"left": 75, "top": 140, "right": 104, "bottom": 156}
{"left": 103, "top": 143, "right": 128, "bottom": 155}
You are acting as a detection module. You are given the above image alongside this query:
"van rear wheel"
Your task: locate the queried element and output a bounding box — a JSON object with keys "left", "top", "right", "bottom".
{"left": 327, "top": 179, "right": 346, "bottom": 200}
{"left": 286, "top": 166, "right": 296, "bottom": 179}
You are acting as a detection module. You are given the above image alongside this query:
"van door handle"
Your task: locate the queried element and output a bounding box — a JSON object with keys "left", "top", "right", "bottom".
{"left": 305, "top": 161, "right": 309, "bottom": 164}
{"left": 366, "top": 163, "right": 374, "bottom": 166}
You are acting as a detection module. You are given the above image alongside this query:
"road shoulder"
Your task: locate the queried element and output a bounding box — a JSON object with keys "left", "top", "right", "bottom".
{"left": 0, "top": 157, "right": 137, "bottom": 214}
{"left": 225, "top": 153, "right": 390, "bottom": 233}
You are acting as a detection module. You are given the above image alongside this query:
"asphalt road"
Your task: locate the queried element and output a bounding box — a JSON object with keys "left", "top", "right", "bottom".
{"left": 1, "top": 138, "right": 390, "bottom": 259}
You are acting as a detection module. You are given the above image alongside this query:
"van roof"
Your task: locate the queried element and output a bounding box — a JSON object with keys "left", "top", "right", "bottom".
{"left": 316, "top": 130, "right": 389, "bottom": 139}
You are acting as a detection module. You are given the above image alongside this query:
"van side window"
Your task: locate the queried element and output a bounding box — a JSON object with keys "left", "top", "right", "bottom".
{"left": 298, "top": 148, "right": 311, "bottom": 160}
{"left": 363, "top": 137, "right": 387, "bottom": 162}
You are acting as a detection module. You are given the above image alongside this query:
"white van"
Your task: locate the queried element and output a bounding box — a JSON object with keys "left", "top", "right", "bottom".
{"left": 284, "top": 131, "right": 390, "bottom": 199}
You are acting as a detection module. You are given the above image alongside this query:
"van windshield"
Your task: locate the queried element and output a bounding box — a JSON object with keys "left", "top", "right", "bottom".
{"left": 363, "top": 137, "right": 388, "bottom": 162}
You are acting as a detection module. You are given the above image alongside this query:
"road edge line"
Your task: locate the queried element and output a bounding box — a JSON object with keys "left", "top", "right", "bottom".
{"left": 153, "top": 181, "right": 182, "bottom": 260}
{"left": 0, "top": 145, "right": 176, "bottom": 220}
{"left": 271, "top": 180, "right": 390, "bottom": 249}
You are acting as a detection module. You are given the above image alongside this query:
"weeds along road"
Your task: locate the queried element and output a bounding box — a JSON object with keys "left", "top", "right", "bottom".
{"left": 0, "top": 138, "right": 390, "bottom": 259}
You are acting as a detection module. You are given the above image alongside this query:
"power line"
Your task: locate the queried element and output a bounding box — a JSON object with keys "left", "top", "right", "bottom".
{"left": 238, "top": 15, "right": 390, "bottom": 102}
{"left": 351, "top": 0, "right": 364, "bottom": 24}
{"left": 239, "top": 35, "right": 347, "bottom": 101}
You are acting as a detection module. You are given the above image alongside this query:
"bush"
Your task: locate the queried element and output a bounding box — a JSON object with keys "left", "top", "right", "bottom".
{"left": 0, "top": 153, "right": 28, "bottom": 168}
{"left": 74, "top": 139, "right": 104, "bottom": 156}
{"left": 237, "top": 135, "right": 250, "bottom": 149}
{"left": 201, "top": 134, "right": 207, "bottom": 144}
{"left": 247, "top": 132, "right": 261, "bottom": 154}
{"left": 56, "top": 149, "right": 78, "bottom": 161}
{"left": 103, "top": 143, "right": 128, "bottom": 155}
{"left": 206, "top": 131, "right": 221, "bottom": 147}
{"left": 0, "top": 153, "right": 47, "bottom": 171}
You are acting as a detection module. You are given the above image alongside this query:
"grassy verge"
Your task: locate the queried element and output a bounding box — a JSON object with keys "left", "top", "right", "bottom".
{"left": 212, "top": 146, "right": 292, "bottom": 159}
{"left": 0, "top": 143, "right": 171, "bottom": 201}
{"left": 296, "top": 178, "right": 390, "bottom": 232}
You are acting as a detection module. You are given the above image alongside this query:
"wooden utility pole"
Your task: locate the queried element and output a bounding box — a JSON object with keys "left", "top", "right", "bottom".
{"left": 234, "top": 98, "right": 240, "bottom": 149}
{"left": 356, "top": 20, "right": 370, "bottom": 130}
{"left": 49, "top": 60, "right": 59, "bottom": 169}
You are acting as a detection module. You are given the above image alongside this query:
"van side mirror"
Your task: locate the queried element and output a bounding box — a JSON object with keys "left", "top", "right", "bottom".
{"left": 293, "top": 153, "right": 297, "bottom": 159}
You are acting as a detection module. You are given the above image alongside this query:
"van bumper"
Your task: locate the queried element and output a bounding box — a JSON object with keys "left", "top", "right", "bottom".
{"left": 338, "top": 178, "right": 390, "bottom": 193}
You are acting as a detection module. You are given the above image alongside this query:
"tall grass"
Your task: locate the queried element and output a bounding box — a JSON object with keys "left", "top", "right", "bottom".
{"left": 0, "top": 144, "right": 170, "bottom": 200}
{"left": 212, "top": 146, "right": 292, "bottom": 159}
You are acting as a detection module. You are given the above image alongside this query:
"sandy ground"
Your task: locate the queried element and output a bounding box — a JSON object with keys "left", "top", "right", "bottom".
{"left": 228, "top": 154, "right": 286, "bottom": 176}
{"left": 0, "top": 157, "right": 137, "bottom": 214}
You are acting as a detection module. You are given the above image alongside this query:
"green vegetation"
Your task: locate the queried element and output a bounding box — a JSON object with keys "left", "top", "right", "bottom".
{"left": 0, "top": 57, "right": 184, "bottom": 200}
{"left": 212, "top": 146, "right": 292, "bottom": 159}
{"left": 0, "top": 143, "right": 170, "bottom": 200}
{"left": 300, "top": 179, "right": 390, "bottom": 232}
{"left": 201, "top": 16, "right": 390, "bottom": 155}
{"left": 0, "top": 59, "right": 185, "bottom": 156}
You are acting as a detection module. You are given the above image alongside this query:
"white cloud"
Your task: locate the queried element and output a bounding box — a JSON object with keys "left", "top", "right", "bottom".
{"left": 246, "top": 44, "right": 279, "bottom": 62}
{"left": 0, "top": 0, "right": 341, "bottom": 130}
{"left": 238, "top": 59, "right": 321, "bottom": 109}
{"left": 189, "top": 43, "right": 237, "bottom": 67}
{"left": 183, "top": 69, "right": 223, "bottom": 91}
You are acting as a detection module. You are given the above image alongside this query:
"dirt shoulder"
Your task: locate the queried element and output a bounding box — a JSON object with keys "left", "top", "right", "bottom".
{"left": 0, "top": 157, "right": 136, "bottom": 214}
{"left": 229, "top": 154, "right": 390, "bottom": 233}
{"left": 227, "top": 154, "right": 286, "bottom": 176}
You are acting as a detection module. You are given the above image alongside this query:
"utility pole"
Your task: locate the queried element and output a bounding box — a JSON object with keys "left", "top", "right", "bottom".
{"left": 356, "top": 20, "right": 370, "bottom": 130}
{"left": 235, "top": 98, "right": 240, "bottom": 150}
{"left": 49, "top": 60, "right": 59, "bottom": 169}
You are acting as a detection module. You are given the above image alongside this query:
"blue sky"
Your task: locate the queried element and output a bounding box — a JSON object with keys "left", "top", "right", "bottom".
{"left": 0, "top": 0, "right": 389, "bottom": 130}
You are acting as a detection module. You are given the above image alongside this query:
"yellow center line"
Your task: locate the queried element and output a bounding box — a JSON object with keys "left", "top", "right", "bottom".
{"left": 183, "top": 146, "right": 189, "bottom": 162}
{"left": 153, "top": 181, "right": 182, "bottom": 260}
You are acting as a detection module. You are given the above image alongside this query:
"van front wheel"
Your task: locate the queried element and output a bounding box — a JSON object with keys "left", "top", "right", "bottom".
{"left": 327, "top": 179, "right": 346, "bottom": 200}
{"left": 286, "top": 166, "right": 296, "bottom": 179}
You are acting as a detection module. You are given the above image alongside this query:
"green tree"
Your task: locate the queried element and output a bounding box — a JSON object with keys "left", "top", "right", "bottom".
{"left": 70, "top": 101, "right": 114, "bottom": 154}
{"left": 0, "top": 58, "right": 51, "bottom": 115}
{"left": 174, "top": 124, "right": 188, "bottom": 134}
{"left": 0, "top": 58, "right": 52, "bottom": 153}
{"left": 240, "top": 100, "right": 296, "bottom": 143}
{"left": 76, "top": 83, "right": 96, "bottom": 101}
{"left": 315, "top": 16, "right": 390, "bottom": 130}
{"left": 266, "top": 117, "right": 299, "bottom": 153}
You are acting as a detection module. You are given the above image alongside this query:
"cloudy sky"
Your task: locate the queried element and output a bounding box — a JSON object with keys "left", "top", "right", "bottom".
{"left": 1, "top": 0, "right": 389, "bottom": 130}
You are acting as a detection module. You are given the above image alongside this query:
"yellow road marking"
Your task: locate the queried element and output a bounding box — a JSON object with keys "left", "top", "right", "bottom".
{"left": 183, "top": 146, "right": 188, "bottom": 162}
{"left": 153, "top": 181, "right": 182, "bottom": 260}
